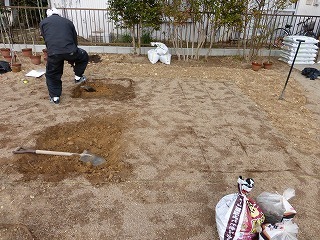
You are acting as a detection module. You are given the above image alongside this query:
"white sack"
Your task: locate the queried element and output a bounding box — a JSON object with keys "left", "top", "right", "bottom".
{"left": 281, "top": 46, "right": 318, "bottom": 54}
{"left": 279, "top": 57, "right": 315, "bottom": 65}
{"left": 151, "top": 42, "right": 168, "bottom": 55}
{"left": 281, "top": 50, "right": 317, "bottom": 58}
{"left": 279, "top": 53, "right": 316, "bottom": 62}
{"left": 283, "top": 35, "right": 319, "bottom": 44}
{"left": 159, "top": 54, "right": 171, "bottom": 65}
{"left": 147, "top": 49, "right": 160, "bottom": 64}
{"left": 279, "top": 56, "right": 316, "bottom": 63}
{"left": 282, "top": 42, "right": 318, "bottom": 50}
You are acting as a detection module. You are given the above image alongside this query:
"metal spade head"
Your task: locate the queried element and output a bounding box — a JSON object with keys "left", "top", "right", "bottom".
{"left": 80, "top": 150, "right": 106, "bottom": 166}
{"left": 80, "top": 85, "right": 96, "bottom": 92}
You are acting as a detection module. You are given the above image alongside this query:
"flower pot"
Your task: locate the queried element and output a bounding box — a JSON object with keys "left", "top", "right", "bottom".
{"left": 11, "top": 63, "right": 22, "bottom": 72}
{"left": 4, "top": 54, "right": 16, "bottom": 64}
{"left": 4, "top": 55, "right": 13, "bottom": 63}
{"left": 251, "top": 61, "right": 262, "bottom": 71}
{"left": 22, "top": 48, "right": 33, "bottom": 57}
{"left": 30, "top": 55, "right": 41, "bottom": 65}
{"left": 263, "top": 61, "right": 273, "bottom": 70}
{"left": 1, "top": 48, "right": 11, "bottom": 57}
{"left": 42, "top": 48, "right": 48, "bottom": 61}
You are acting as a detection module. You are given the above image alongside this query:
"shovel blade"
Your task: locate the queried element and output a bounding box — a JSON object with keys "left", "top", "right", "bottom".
{"left": 80, "top": 85, "right": 96, "bottom": 92}
{"left": 80, "top": 151, "right": 106, "bottom": 166}
{"left": 91, "top": 156, "right": 106, "bottom": 166}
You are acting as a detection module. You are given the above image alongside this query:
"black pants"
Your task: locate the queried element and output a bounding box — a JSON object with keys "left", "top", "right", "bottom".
{"left": 45, "top": 48, "right": 89, "bottom": 97}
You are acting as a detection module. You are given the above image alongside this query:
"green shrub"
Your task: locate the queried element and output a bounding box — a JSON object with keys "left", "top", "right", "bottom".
{"left": 120, "top": 33, "right": 132, "bottom": 43}
{"left": 141, "top": 30, "right": 153, "bottom": 44}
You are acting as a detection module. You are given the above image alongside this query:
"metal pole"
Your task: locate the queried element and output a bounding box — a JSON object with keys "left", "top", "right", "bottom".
{"left": 279, "top": 39, "right": 305, "bottom": 100}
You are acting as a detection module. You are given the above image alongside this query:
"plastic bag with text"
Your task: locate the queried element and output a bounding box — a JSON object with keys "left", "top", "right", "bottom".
{"left": 215, "top": 176, "right": 265, "bottom": 240}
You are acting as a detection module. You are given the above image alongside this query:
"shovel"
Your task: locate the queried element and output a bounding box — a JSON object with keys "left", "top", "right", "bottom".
{"left": 80, "top": 85, "right": 96, "bottom": 92}
{"left": 13, "top": 147, "right": 106, "bottom": 166}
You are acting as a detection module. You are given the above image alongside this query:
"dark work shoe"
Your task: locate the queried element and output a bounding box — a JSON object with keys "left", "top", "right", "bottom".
{"left": 75, "top": 75, "right": 87, "bottom": 84}
{"left": 49, "top": 96, "right": 60, "bottom": 104}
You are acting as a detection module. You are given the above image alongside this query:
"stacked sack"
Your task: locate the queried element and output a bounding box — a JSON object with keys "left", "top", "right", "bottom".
{"left": 279, "top": 35, "right": 319, "bottom": 65}
{"left": 147, "top": 42, "right": 171, "bottom": 65}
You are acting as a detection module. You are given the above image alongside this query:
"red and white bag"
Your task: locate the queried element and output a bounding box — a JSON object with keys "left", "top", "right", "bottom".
{"left": 216, "top": 176, "right": 265, "bottom": 240}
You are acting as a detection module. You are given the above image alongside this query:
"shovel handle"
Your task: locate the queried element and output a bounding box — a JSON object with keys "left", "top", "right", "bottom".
{"left": 13, "top": 147, "right": 76, "bottom": 157}
{"left": 35, "top": 150, "right": 75, "bottom": 156}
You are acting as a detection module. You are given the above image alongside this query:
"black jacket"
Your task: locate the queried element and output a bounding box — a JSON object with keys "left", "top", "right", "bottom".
{"left": 40, "top": 14, "right": 78, "bottom": 56}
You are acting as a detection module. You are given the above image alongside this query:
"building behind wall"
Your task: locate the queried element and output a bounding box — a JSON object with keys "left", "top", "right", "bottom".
{"left": 48, "top": 0, "right": 112, "bottom": 43}
{"left": 295, "top": 0, "right": 320, "bottom": 16}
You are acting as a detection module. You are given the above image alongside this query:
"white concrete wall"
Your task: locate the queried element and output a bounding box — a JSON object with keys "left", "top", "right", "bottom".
{"left": 0, "top": 43, "right": 283, "bottom": 58}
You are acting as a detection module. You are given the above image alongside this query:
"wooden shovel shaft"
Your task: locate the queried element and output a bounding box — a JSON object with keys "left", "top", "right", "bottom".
{"left": 35, "top": 150, "right": 78, "bottom": 156}
{"left": 13, "top": 147, "right": 79, "bottom": 157}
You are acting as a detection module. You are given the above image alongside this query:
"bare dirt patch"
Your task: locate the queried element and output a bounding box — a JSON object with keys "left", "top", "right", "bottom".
{"left": 0, "top": 224, "right": 33, "bottom": 240}
{"left": 71, "top": 78, "right": 135, "bottom": 100}
{"left": 14, "top": 114, "right": 132, "bottom": 185}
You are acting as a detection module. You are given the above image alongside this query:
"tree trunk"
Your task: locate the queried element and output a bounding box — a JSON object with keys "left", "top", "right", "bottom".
{"left": 130, "top": 26, "right": 137, "bottom": 55}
